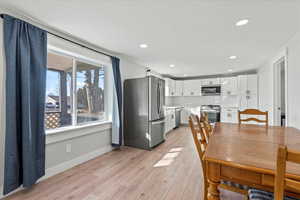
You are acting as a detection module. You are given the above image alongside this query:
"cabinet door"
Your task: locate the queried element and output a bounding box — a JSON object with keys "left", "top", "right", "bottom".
{"left": 170, "top": 110, "right": 176, "bottom": 129}
{"left": 165, "top": 78, "right": 172, "bottom": 96}
{"left": 227, "top": 109, "right": 238, "bottom": 123}
{"left": 238, "top": 75, "right": 248, "bottom": 95}
{"left": 247, "top": 74, "right": 258, "bottom": 95}
{"left": 247, "top": 94, "right": 258, "bottom": 109}
{"left": 181, "top": 108, "right": 191, "bottom": 124}
{"left": 169, "top": 79, "right": 176, "bottom": 96}
{"left": 183, "top": 80, "right": 201, "bottom": 96}
{"left": 174, "top": 81, "right": 184, "bottom": 96}
{"left": 183, "top": 80, "right": 192, "bottom": 96}
{"left": 164, "top": 111, "right": 171, "bottom": 133}
{"left": 221, "top": 77, "right": 237, "bottom": 95}
{"left": 221, "top": 110, "right": 228, "bottom": 123}
{"left": 222, "top": 109, "right": 238, "bottom": 123}
{"left": 239, "top": 96, "right": 248, "bottom": 111}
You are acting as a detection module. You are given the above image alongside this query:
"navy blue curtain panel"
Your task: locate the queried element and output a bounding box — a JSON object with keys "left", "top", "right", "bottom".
{"left": 111, "top": 57, "right": 123, "bottom": 146}
{"left": 2, "top": 15, "right": 47, "bottom": 195}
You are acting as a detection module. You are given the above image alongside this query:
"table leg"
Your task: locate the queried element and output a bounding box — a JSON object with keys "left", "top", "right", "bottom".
{"left": 206, "top": 162, "right": 221, "bottom": 200}
{"left": 208, "top": 179, "right": 220, "bottom": 200}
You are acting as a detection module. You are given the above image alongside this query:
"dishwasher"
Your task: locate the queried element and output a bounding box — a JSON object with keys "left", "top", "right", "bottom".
{"left": 175, "top": 108, "right": 182, "bottom": 128}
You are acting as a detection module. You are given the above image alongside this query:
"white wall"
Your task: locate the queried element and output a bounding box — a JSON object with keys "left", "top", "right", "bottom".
{"left": 120, "top": 56, "right": 146, "bottom": 80}
{"left": 285, "top": 32, "right": 300, "bottom": 129}
{"left": 258, "top": 30, "right": 300, "bottom": 129}
{"left": 258, "top": 59, "right": 275, "bottom": 125}
{"left": 0, "top": 16, "right": 146, "bottom": 197}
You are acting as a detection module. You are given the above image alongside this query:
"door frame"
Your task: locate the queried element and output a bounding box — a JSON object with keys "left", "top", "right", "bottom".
{"left": 273, "top": 49, "right": 288, "bottom": 126}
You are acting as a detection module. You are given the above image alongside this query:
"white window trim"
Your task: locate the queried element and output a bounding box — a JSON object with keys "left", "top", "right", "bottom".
{"left": 46, "top": 46, "right": 110, "bottom": 135}
{"left": 46, "top": 120, "right": 112, "bottom": 145}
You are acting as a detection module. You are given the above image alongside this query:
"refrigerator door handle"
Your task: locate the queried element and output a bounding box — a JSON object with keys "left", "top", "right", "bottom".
{"left": 157, "top": 82, "right": 160, "bottom": 115}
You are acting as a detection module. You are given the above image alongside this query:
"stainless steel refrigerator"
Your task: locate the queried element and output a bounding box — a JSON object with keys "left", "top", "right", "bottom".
{"left": 124, "top": 76, "right": 165, "bottom": 150}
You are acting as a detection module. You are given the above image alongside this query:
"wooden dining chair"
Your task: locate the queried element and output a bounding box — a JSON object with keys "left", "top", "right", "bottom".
{"left": 201, "top": 112, "right": 213, "bottom": 132}
{"left": 189, "top": 115, "right": 249, "bottom": 200}
{"left": 238, "top": 109, "right": 269, "bottom": 126}
{"left": 189, "top": 115, "right": 209, "bottom": 200}
{"left": 248, "top": 146, "right": 300, "bottom": 200}
{"left": 194, "top": 115, "right": 210, "bottom": 144}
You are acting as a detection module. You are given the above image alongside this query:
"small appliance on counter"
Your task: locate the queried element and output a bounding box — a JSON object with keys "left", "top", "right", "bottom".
{"left": 124, "top": 76, "right": 165, "bottom": 150}
{"left": 200, "top": 105, "right": 221, "bottom": 123}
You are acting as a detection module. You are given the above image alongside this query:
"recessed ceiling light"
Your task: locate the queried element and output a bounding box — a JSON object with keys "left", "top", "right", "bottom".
{"left": 169, "top": 64, "right": 175, "bottom": 68}
{"left": 183, "top": 74, "right": 187, "bottom": 77}
{"left": 236, "top": 19, "right": 249, "bottom": 26}
{"left": 229, "top": 55, "right": 237, "bottom": 60}
{"left": 228, "top": 69, "right": 233, "bottom": 72}
{"left": 139, "top": 44, "right": 148, "bottom": 48}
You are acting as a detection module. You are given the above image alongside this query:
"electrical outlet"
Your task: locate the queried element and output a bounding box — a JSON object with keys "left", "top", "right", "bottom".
{"left": 66, "top": 144, "right": 72, "bottom": 153}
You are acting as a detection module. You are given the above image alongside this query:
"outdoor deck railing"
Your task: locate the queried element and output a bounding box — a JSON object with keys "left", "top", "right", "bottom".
{"left": 45, "top": 111, "right": 61, "bottom": 129}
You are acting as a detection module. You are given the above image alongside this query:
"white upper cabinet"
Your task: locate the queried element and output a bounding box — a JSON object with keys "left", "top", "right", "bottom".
{"left": 238, "top": 74, "right": 258, "bottom": 109}
{"left": 238, "top": 75, "right": 248, "bottom": 96}
{"left": 220, "top": 77, "right": 238, "bottom": 96}
{"left": 201, "top": 78, "right": 220, "bottom": 86}
{"left": 165, "top": 78, "right": 176, "bottom": 96}
{"left": 165, "top": 75, "right": 258, "bottom": 100}
{"left": 247, "top": 74, "right": 258, "bottom": 95}
{"left": 238, "top": 75, "right": 258, "bottom": 96}
{"left": 174, "top": 81, "right": 184, "bottom": 96}
{"left": 183, "top": 80, "right": 202, "bottom": 96}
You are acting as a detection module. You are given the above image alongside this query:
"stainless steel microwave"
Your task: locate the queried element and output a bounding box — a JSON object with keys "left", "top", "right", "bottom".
{"left": 201, "top": 85, "right": 221, "bottom": 96}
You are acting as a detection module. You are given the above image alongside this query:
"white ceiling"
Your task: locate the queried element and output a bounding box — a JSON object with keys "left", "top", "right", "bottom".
{"left": 1, "top": 0, "right": 300, "bottom": 77}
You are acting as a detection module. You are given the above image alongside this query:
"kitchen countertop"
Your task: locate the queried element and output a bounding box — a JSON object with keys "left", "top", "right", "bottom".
{"left": 164, "top": 106, "right": 184, "bottom": 110}
{"left": 221, "top": 106, "right": 239, "bottom": 109}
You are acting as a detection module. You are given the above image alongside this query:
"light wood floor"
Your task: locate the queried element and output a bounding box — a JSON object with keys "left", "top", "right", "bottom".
{"left": 4, "top": 127, "right": 244, "bottom": 200}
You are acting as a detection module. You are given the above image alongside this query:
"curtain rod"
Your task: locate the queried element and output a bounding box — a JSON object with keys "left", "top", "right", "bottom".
{"left": 0, "top": 14, "right": 115, "bottom": 59}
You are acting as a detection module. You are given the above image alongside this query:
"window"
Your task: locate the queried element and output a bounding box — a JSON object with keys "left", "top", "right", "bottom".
{"left": 45, "top": 51, "right": 105, "bottom": 130}
{"left": 76, "top": 61, "right": 105, "bottom": 124}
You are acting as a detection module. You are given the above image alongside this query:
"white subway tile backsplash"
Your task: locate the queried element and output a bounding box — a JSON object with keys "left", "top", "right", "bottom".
{"left": 169, "top": 95, "right": 238, "bottom": 107}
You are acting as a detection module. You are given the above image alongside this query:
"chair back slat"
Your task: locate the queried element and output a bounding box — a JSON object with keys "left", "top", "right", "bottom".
{"left": 238, "top": 109, "right": 269, "bottom": 126}
{"left": 240, "top": 117, "right": 267, "bottom": 123}
{"left": 190, "top": 114, "right": 208, "bottom": 144}
{"left": 286, "top": 179, "right": 300, "bottom": 192}
{"left": 275, "top": 146, "right": 300, "bottom": 200}
{"left": 200, "top": 113, "right": 213, "bottom": 139}
{"left": 287, "top": 150, "right": 300, "bottom": 163}
{"left": 240, "top": 109, "right": 267, "bottom": 115}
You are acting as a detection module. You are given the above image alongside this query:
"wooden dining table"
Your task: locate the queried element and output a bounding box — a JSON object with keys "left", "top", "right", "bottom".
{"left": 204, "top": 122, "right": 300, "bottom": 200}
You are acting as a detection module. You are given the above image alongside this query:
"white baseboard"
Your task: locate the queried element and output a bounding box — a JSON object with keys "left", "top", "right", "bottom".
{"left": 0, "top": 145, "right": 114, "bottom": 199}
{"left": 43, "top": 145, "right": 114, "bottom": 180}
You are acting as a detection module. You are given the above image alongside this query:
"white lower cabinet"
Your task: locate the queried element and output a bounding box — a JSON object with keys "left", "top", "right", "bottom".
{"left": 221, "top": 108, "right": 238, "bottom": 123}
{"left": 180, "top": 107, "right": 191, "bottom": 124}
{"left": 239, "top": 94, "right": 258, "bottom": 110}
{"left": 164, "top": 108, "right": 176, "bottom": 133}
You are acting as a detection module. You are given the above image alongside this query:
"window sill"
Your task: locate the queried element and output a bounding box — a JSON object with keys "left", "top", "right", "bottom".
{"left": 46, "top": 121, "right": 112, "bottom": 145}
